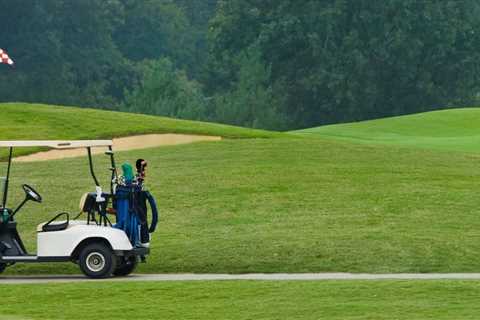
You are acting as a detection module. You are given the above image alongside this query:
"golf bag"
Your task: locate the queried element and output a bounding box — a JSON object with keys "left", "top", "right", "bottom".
{"left": 114, "top": 184, "right": 158, "bottom": 246}
{"left": 137, "top": 190, "right": 159, "bottom": 243}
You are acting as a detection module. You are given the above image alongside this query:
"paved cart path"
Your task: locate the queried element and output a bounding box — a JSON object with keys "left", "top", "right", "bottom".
{"left": 2, "top": 273, "right": 480, "bottom": 284}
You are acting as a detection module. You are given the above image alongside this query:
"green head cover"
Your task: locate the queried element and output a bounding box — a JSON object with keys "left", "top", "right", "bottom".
{"left": 1, "top": 208, "right": 8, "bottom": 223}
{"left": 121, "top": 162, "right": 134, "bottom": 183}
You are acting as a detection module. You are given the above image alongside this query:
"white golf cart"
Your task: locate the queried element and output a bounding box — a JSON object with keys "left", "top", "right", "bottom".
{"left": 0, "top": 140, "right": 149, "bottom": 278}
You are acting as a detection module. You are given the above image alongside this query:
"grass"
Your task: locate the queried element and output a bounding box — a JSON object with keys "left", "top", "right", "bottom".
{"left": 2, "top": 104, "right": 480, "bottom": 275}
{"left": 3, "top": 105, "right": 480, "bottom": 319}
{"left": 1, "top": 280, "right": 480, "bottom": 319}
{"left": 294, "top": 108, "right": 480, "bottom": 153}
{"left": 0, "top": 102, "right": 283, "bottom": 139}
{"left": 0, "top": 102, "right": 283, "bottom": 158}
{"left": 3, "top": 136, "right": 480, "bottom": 275}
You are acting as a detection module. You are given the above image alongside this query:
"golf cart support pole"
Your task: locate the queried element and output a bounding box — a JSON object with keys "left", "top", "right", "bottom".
{"left": 87, "top": 147, "right": 100, "bottom": 187}
{"left": 87, "top": 146, "right": 110, "bottom": 227}
{"left": 106, "top": 145, "right": 117, "bottom": 195}
{"left": 2, "top": 147, "right": 13, "bottom": 209}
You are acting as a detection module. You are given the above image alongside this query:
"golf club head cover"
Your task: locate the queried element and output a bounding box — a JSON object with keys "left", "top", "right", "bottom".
{"left": 136, "top": 159, "right": 147, "bottom": 183}
{"left": 122, "top": 162, "right": 134, "bottom": 184}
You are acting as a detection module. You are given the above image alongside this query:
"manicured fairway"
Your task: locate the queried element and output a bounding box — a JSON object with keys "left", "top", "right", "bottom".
{"left": 3, "top": 103, "right": 480, "bottom": 275}
{"left": 295, "top": 108, "right": 480, "bottom": 153}
{"left": 1, "top": 280, "right": 479, "bottom": 319}
{"left": 3, "top": 136, "right": 480, "bottom": 275}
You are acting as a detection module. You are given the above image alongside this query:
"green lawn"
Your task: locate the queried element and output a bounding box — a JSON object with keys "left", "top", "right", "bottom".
{"left": 3, "top": 136, "right": 480, "bottom": 275}
{"left": 2, "top": 104, "right": 480, "bottom": 275}
{"left": 1, "top": 280, "right": 480, "bottom": 319}
{"left": 294, "top": 108, "right": 480, "bottom": 153}
{"left": 4, "top": 104, "right": 480, "bottom": 320}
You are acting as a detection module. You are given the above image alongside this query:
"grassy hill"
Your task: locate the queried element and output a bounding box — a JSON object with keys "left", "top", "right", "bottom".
{"left": 295, "top": 108, "right": 480, "bottom": 153}
{"left": 2, "top": 104, "right": 480, "bottom": 275}
{"left": 0, "top": 102, "right": 284, "bottom": 159}
{"left": 0, "top": 102, "right": 282, "bottom": 139}
{"left": 4, "top": 133, "right": 480, "bottom": 275}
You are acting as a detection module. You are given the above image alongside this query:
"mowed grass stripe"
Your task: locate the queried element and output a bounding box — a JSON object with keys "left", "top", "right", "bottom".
{"left": 1, "top": 280, "right": 480, "bottom": 319}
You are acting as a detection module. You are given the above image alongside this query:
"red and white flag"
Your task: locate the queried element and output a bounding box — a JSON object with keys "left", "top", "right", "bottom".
{"left": 0, "top": 49, "right": 14, "bottom": 65}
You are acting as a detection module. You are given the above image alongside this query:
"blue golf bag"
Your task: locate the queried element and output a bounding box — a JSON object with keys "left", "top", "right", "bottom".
{"left": 114, "top": 184, "right": 158, "bottom": 247}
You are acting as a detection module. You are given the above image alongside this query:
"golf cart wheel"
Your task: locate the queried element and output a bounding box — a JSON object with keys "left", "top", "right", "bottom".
{"left": 0, "top": 263, "right": 6, "bottom": 274}
{"left": 113, "top": 256, "right": 138, "bottom": 277}
{"left": 78, "top": 243, "right": 116, "bottom": 279}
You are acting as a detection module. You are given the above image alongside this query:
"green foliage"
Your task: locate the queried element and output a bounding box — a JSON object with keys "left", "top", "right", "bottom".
{"left": 175, "top": 0, "right": 218, "bottom": 77}
{"left": 122, "top": 58, "right": 208, "bottom": 120}
{"left": 0, "top": 0, "right": 130, "bottom": 107}
{"left": 212, "top": 45, "right": 288, "bottom": 129}
{"left": 0, "top": 0, "right": 215, "bottom": 109}
{"left": 3, "top": 0, "right": 480, "bottom": 130}
{"left": 207, "top": 0, "right": 480, "bottom": 128}
{"left": 115, "top": 1, "right": 192, "bottom": 66}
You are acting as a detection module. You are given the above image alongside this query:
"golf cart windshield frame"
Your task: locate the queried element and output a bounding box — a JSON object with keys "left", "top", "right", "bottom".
{"left": 0, "top": 140, "right": 116, "bottom": 210}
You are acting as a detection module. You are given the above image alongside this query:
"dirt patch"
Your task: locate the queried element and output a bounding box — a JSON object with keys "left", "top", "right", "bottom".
{"left": 14, "top": 134, "right": 221, "bottom": 162}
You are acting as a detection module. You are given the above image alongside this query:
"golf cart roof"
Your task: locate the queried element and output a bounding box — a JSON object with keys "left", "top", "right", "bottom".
{"left": 0, "top": 140, "right": 117, "bottom": 210}
{"left": 0, "top": 140, "right": 113, "bottom": 149}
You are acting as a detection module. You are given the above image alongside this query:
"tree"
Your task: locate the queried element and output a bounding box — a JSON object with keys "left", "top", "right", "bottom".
{"left": 207, "top": 0, "right": 480, "bottom": 128}
{"left": 122, "top": 58, "right": 208, "bottom": 120}
{"left": 114, "top": 1, "right": 193, "bottom": 71}
{"left": 0, "top": 0, "right": 75, "bottom": 104}
{"left": 213, "top": 44, "right": 288, "bottom": 129}
{"left": 176, "top": 0, "right": 218, "bottom": 78}
{"left": 0, "top": 0, "right": 131, "bottom": 107}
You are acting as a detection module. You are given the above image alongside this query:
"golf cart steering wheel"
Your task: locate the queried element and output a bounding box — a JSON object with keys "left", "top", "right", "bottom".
{"left": 22, "top": 184, "right": 42, "bottom": 203}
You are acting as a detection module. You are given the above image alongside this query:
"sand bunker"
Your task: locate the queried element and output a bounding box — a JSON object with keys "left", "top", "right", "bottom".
{"left": 14, "top": 134, "right": 221, "bottom": 162}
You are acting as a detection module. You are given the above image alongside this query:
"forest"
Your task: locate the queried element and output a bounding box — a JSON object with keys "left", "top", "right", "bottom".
{"left": 1, "top": 0, "right": 480, "bottom": 130}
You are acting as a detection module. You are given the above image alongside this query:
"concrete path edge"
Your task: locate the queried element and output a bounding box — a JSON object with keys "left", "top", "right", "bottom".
{"left": 3, "top": 273, "right": 480, "bottom": 284}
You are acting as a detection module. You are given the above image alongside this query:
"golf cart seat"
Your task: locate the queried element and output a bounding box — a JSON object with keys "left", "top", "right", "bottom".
{"left": 37, "top": 212, "right": 70, "bottom": 232}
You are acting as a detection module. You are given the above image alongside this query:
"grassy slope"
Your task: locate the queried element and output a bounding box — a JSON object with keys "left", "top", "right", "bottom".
{"left": 2, "top": 280, "right": 480, "bottom": 319}
{"left": 0, "top": 102, "right": 284, "bottom": 159}
{"left": 0, "top": 102, "right": 281, "bottom": 144}
{"left": 295, "top": 108, "right": 480, "bottom": 153}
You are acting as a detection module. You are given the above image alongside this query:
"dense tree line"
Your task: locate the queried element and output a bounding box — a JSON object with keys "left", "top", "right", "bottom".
{"left": 1, "top": 0, "right": 480, "bottom": 130}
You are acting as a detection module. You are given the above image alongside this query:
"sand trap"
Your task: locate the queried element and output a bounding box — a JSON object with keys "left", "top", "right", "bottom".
{"left": 14, "top": 134, "right": 221, "bottom": 162}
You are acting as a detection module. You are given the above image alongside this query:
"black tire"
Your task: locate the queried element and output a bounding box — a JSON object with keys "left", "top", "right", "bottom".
{"left": 78, "top": 243, "right": 116, "bottom": 279}
{"left": 113, "top": 256, "right": 138, "bottom": 277}
{"left": 0, "top": 263, "right": 6, "bottom": 274}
